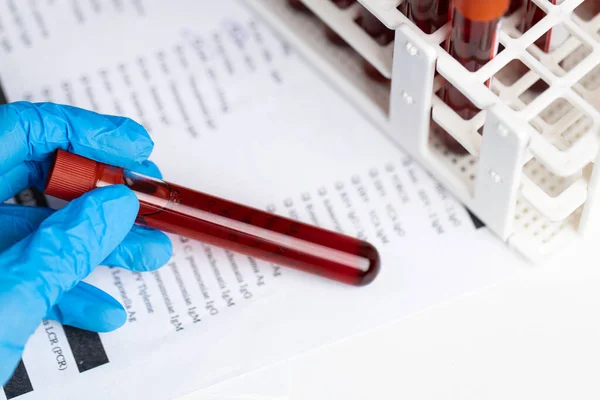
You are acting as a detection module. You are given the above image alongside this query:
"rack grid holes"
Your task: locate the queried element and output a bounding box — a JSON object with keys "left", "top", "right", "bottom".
{"left": 428, "top": 132, "right": 478, "bottom": 190}
{"left": 524, "top": 158, "right": 585, "bottom": 197}
{"left": 561, "top": 114, "right": 594, "bottom": 145}
{"left": 494, "top": 59, "right": 530, "bottom": 87}
{"left": 540, "top": 98, "right": 572, "bottom": 124}
{"left": 578, "top": 65, "right": 600, "bottom": 92}
{"left": 513, "top": 198, "right": 581, "bottom": 246}
{"left": 518, "top": 79, "right": 549, "bottom": 106}
{"left": 558, "top": 43, "right": 593, "bottom": 74}
{"left": 574, "top": 0, "right": 600, "bottom": 22}
{"left": 528, "top": 96, "right": 592, "bottom": 151}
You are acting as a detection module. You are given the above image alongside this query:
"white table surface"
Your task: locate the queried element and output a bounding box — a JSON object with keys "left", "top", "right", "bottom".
{"left": 287, "top": 235, "right": 600, "bottom": 400}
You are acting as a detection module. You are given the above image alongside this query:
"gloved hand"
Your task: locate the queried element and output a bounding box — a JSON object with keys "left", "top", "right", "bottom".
{"left": 0, "top": 102, "right": 173, "bottom": 385}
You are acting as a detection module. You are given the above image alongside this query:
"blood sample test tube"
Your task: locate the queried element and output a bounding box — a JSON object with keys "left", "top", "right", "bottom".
{"left": 325, "top": 25, "right": 348, "bottom": 46}
{"left": 331, "top": 0, "right": 355, "bottom": 8}
{"left": 358, "top": 6, "right": 394, "bottom": 82}
{"left": 288, "top": 0, "right": 311, "bottom": 13}
{"left": 44, "top": 150, "right": 381, "bottom": 287}
{"left": 406, "top": 0, "right": 451, "bottom": 34}
{"left": 440, "top": 0, "right": 509, "bottom": 154}
{"left": 521, "top": 0, "right": 557, "bottom": 53}
{"left": 506, "top": 0, "right": 524, "bottom": 15}
{"left": 358, "top": 6, "right": 395, "bottom": 45}
{"left": 325, "top": 0, "right": 356, "bottom": 45}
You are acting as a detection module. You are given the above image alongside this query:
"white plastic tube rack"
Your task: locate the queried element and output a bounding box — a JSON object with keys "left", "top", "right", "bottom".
{"left": 248, "top": 0, "right": 600, "bottom": 262}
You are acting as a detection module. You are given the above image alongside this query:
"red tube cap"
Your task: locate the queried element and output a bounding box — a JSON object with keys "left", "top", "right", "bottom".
{"left": 45, "top": 149, "right": 99, "bottom": 201}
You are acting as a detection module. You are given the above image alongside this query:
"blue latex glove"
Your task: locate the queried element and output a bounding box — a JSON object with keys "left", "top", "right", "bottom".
{"left": 0, "top": 102, "right": 173, "bottom": 385}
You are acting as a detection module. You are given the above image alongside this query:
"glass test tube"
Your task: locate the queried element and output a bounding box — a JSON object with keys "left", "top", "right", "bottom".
{"left": 521, "top": 0, "right": 557, "bottom": 52}
{"left": 288, "top": 0, "right": 311, "bottom": 13}
{"left": 440, "top": 0, "right": 509, "bottom": 154}
{"left": 406, "top": 0, "right": 451, "bottom": 34}
{"left": 358, "top": 6, "right": 395, "bottom": 82}
{"left": 358, "top": 6, "right": 395, "bottom": 44}
{"left": 507, "top": 0, "right": 524, "bottom": 15}
{"left": 44, "top": 150, "right": 381, "bottom": 287}
{"left": 324, "top": 0, "right": 356, "bottom": 46}
{"left": 331, "top": 0, "right": 355, "bottom": 8}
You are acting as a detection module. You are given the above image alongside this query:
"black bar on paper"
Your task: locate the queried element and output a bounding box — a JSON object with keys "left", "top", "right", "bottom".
{"left": 3, "top": 360, "right": 34, "bottom": 399}
{"left": 0, "top": 78, "right": 7, "bottom": 105}
{"left": 62, "top": 326, "right": 110, "bottom": 373}
{"left": 466, "top": 208, "right": 485, "bottom": 229}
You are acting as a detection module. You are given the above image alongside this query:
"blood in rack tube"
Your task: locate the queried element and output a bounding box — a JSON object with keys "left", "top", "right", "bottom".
{"left": 44, "top": 150, "right": 381, "bottom": 287}
{"left": 439, "top": 0, "right": 509, "bottom": 154}
{"left": 358, "top": 7, "right": 394, "bottom": 44}
{"left": 521, "top": 0, "right": 557, "bottom": 53}
{"left": 324, "top": 0, "right": 356, "bottom": 46}
{"left": 507, "top": 0, "right": 524, "bottom": 15}
{"left": 406, "top": 0, "right": 451, "bottom": 34}
{"left": 357, "top": 6, "right": 394, "bottom": 82}
{"left": 331, "top": 0, "right": 355, "bottom": 8}
{"left": 288, "top": 0, "right": 311, "bottom": 13}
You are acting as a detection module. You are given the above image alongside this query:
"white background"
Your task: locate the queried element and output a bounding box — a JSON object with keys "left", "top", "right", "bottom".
{"left": 287, "top": 236, "right": 600, "bottom": 400}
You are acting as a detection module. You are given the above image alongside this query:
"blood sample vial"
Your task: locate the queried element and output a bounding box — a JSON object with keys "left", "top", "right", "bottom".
{"left": 44, "top": 150, "right": 381, "bottom": 287}
{"left": 357, "top": 6, "right": 394, "bottom": 82}
{"left": 406, "top": 0, "right": 451, "bottom": 34}
{"left": 325, "top": 0, "right": 356, "bottom": 46}
{"left": 521, "top": 0, "right": 557, "bottom": 53}
{"left": 506, "top": 0, "right": 524, "bottom": 15}
{"left": 288, "top": 0, "right": 310, "bottom": 13}
{"left": 358, "top": 6, "right": 395, "bottom": 45}
{"left": 440, "top": 0, "right": 509, "bottom": 154}
{"left": 325, "top": 25, "right": 348, "bottom": 46}
{"left": 331, "top": 0, "right": 355, "bottom": 8}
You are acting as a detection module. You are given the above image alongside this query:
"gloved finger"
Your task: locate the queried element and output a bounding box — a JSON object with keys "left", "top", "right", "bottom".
{"left": 46, "top": 282, "right": 127, "bottom": 332}
{"left": 0, "top": 158, "right": 160, "bottom": 202}
{"left": 0, "top": 205, "right": 168, "bottom": 335}
{"left": 0, "top": 184, "right": 138, "bottom": 316}
{"left": 0, "top": 202, "right": 171, "bottom": 271}
{"left": 0, "top": 204, "right": 53, "bottom": 251}
{"left": 0, "top": 101, "right": 153, "bottom": 177}
{"left": 0, "top": 185, "right": 137, "bottom": 385}
{"left": 0, "top": 161, "right": 42, "bottom": 202}
{"left": 106, "top": 225, "right": 172, "bottom": 271}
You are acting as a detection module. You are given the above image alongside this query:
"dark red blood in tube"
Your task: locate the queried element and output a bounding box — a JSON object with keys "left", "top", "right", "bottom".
{"left": 331, "top": 0, "right": 355, "bottom": 8}
{"left": 288, "top": 0, "right": 310, "bottom": 13}
{"left": 406, "top": 0, "right": 451, "bottom": 34}
{"left": 325, "top": 25, "right": 348, "bottom": 46}
{"left": 507, "top": 0, "right": 524, "bottom": 15}
{"left": 440, "top": 0, "right": 508, "bottom": 154}
{"left": 325, "top": 0, "right": 356, "bottom": 45}
{"left": 358, "top": 6, "right": 395, "bottom": 45}
{"left": 45, "top": 150, "right": 381, "bottom": 287}
{"left": 521, "top": 0, "right": 557, "bottom": 53}
{"left": 357, "top": 6, "right": 394, "bottom": 82}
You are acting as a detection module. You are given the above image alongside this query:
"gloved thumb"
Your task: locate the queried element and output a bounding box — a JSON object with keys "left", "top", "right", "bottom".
{"left": 0, "top": 185, "right": 138, "bottom": 385}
